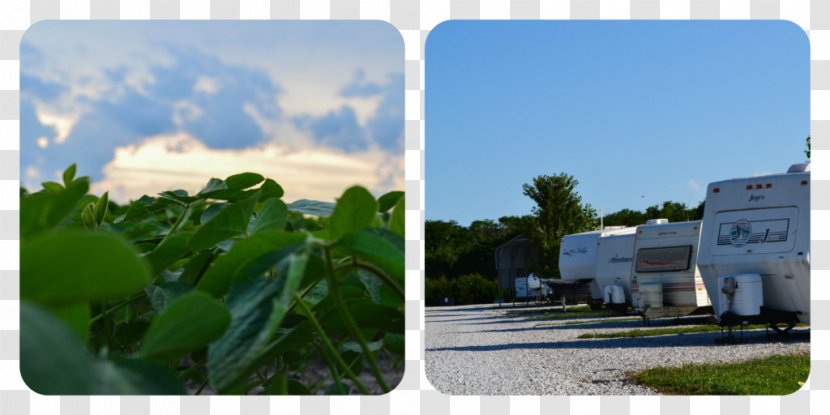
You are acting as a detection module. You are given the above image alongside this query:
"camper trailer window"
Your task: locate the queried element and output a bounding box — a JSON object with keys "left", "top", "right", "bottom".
{"left": 635, "top": 246, "right": 692, "bottom": 273}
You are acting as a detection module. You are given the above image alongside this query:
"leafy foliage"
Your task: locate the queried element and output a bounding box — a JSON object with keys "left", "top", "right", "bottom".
{"left": 20, "top": 165, "right": 404, "bottom": 395}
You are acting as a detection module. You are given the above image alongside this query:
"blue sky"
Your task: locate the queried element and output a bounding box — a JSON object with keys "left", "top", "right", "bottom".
{"left": 21, "top": 21, "right": 403, "bottom": 202}
{"left": 425, "top": 21, "right": 809, "bottom": 226}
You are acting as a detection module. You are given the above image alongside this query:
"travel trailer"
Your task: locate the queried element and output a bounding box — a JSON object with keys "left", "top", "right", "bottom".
{"left": 697, "top": 163, "right": 810, "bottom": 332}
{"left": 559, "top": 226, "right": 635, "bottom": 308}
{"left": 594, "top": 227, "right": 638, "bottom": 308}
{"left": 630, "top": 220, "right": 712, "bottom": 320}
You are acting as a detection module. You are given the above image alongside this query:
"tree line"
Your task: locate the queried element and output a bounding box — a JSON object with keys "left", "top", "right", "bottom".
{"left": 426, "top": 173, "right": 704, "bottom": 306}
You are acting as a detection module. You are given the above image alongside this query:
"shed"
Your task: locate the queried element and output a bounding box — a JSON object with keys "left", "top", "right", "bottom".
{"left": 494, "top": 234, "right": 540, "bottom": 297}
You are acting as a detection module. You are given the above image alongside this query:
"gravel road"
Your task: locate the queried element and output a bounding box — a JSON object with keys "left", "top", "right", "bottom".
{"left": 424, "top": 304, "right": 809, "bottom": 395}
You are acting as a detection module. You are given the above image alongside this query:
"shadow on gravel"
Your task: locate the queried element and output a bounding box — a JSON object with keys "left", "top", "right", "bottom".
{"left": 477, "top": 320, "right": 647, "bottom": 333}
{"left": 426, "top": 330, "right": 810, "bottom": 352}
{"left": 425, "top": 315, "right": 514, "bottom": 323}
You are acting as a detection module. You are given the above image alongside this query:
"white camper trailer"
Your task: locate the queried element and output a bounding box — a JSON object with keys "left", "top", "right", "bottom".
{"left": 594, "top": 227, "right": 638, "bottom": 307}
{"left": 697, "top": 163, "right": 810, "bottom": 332}
{"left": 630, "top": 220, "right": 712, "bottom": 320}
{"left": 559, "top": 227, "right": 635, "bottom": 308}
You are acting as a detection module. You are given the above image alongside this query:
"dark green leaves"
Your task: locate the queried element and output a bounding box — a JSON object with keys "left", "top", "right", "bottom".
{"left": 250, "top": 198, "right": 288, "bottom": 234}
{"left": 197, "top": 231, "right": 305, "bottom": 297}
{"left": 21, "top": 230, "right": 151, "bottom": 306}
{"left": 63, "top": 163, "right": 77, "bottom": 186}
{"left": 145, "top": 232, "right": 193, "bottom": 275}
{"left": 390, "top": 194, "right": 405, "bottom": 237}
{"left": 140, "top": 291, "right": 231, "bottom": 361}
{"left": 337, "top": 228, "right": 404, "bottom": 282}
{"left": 207, "top": 277, "right": 281, "bottom": 392}
{"left": 21, "top": 302, "right": 95, "bottom": 394}
{"left": 330, "top": 186, "right": 378, "bottom": 240}
{"left": 21, "top": 176, "right": 89, "bottom": 236}
{"left": 288, "top": 199, "right": 336, "bottom": 217}
{"left": 189, "top": 196, "right": 257, "bottom": 250}
{"left": 20, "top": 166, "right": 404, "bottom": 395}
{"left": 21, "top": 302, "right": 185, "bottom": 395}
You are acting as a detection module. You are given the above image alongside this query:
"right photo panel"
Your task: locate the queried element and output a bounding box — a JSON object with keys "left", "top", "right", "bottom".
{"left": 424, "top": 20, "right": 810, "bottom": 395}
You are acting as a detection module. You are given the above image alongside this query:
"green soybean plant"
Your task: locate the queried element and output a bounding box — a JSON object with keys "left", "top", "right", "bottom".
{"left": 20, "top": 164, "right": 405, "bottom": 395}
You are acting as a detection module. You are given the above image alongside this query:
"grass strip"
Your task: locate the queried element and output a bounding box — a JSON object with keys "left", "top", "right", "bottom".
{"left": 631, "top": 353, "right": 809, "bottom": 395}
{"left": 535, "top": 317, "right": 643, "bottom": 327}
{"left": 578, "top": 323, "right": 808, "bottom": 339}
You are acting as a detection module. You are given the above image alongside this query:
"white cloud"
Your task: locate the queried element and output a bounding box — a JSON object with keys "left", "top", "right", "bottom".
{"left": 92, "top": 133, "right": 404, "bottom": 204}
{"left": 194, "top": 76, "right": 219, "bottom": 94}
{"left": 172, "top": 100, "right": 205, "bottom": 127}
{"left": 35, "top": 107, "right": 79, "bottom": 144}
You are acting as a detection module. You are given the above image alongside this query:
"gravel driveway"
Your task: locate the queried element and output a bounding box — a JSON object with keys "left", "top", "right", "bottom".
{"left": 424, "top": 304, "right": 810, "bottom": 395}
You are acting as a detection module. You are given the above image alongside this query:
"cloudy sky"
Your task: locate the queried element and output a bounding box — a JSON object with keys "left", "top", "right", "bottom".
{"left": 21, "top": 21, "right": 404, "bottom": 203}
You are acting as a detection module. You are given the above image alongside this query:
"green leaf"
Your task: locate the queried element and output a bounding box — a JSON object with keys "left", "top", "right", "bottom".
{"left": 340, "top": 339, "right": 384, "bottom": 354}
{"left": 140, "top": 291, "right": 231, "bottom": 361}
{"left": 21, "top": 177, "right": 89, "bottom": 236}
{"left": 287, "top": 199, "right": 336, "bottom": 217}
{"left": 384, "top": 333, "right": 405, "bottom": 355}
{"left": 259, "top": 178, "right": 284, "bottom": 200}
{"left": 82, "top": 203, "right": 96, "bottom": 230}
{"left": 269, "top": 250, "right": 309, "bottom": 330}
{"left": 42, "top": 181, "right": 64, "bottom": 192}
{"left": 197, "top": 231, "right": 305, "bottom": 297}
{"left": 323, "top": 301, "right": 404, "bottom": 334}
{"left": 178, "top": 249, "right": 214, "bottom": 285}
{"left": 21, "top": 302, "right": 185, "bottom": 395}
{"left": 189, "top": 196, "right": 258, "bottom": 251}
{"left": 250, "top": 198, "right": 288, "bottom": 234}
{"left": 200, "top": 202, "right": 227, "bottom": 224}
{"left": 21, "top": 230, "right": 152, "bottom": 307}
{"left": 93, "top": 359, "right": 185, "bottom": 394}
{"left": 20, "top": 302, "right": 94, "bottom": 394}
{"left": 390, "top": 194, "right": 405, "bottom": 237}
{"left": 336, "top": 228, "right": 404, "bottom": 282}
{"left": 52, "top": 303, "right": 89, "bottom": 342}
{"left": 145, "top": 232, "right": 193, "bottom": 275}
{"left": 159, "top": 189, "right": 196, "bottom": 205}
{"left": 145, "top": 282, "right": 193, "bottom": 313}
{"left": 94, "top": 191, "right": 108, "bottom": 225}
{"left": 207, "top": 277, "right": 282, "bottom": 392}
{"left": 226, "top": 172, "right": 264, "bottom": 190}
{"left": 197, "top": 177, "right": 227, "bottom": 196}
{"left": 377, "top": 191, "right": 404, "bottom": 213}
{"left": 330, "top": 186, "right": 378, "bottom": 240}
{"left": 63, "top": 163, "right": 77, "bottom": 186}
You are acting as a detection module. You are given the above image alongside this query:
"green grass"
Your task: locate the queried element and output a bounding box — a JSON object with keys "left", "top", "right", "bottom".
{"left": 577, "top": 323, "right": 808, "bottom": 339}
{"left": 632, "top": 353, "right": 809, "bottom": 395}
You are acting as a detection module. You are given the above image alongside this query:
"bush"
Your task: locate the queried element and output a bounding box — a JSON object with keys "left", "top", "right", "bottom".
{"left": 426, "top": 274, "right": 498, "bottom": 306}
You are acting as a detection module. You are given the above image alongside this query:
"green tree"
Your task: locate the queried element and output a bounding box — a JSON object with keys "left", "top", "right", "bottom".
{"left": 806, "top": 135, "right": 811, "bottom": 160}
{"left": 521, "top": 173, "right": 597, "bottom": 278}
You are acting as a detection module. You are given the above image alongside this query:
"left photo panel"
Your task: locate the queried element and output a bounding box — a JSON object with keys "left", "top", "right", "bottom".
{"left": 19, "top": 20, "right": 405, "bottom": 395}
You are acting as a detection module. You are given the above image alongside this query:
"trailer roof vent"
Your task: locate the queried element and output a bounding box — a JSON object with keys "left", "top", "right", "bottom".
{"left": 645, "top": 218, "right": 669, "bottom": 225}
{"left": 787, "top": 163, "right": 810, "bottom": 173}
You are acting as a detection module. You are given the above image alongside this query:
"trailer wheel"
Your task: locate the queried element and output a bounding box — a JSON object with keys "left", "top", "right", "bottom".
{"left": 770, "top": 322, "right": 796, "bottom": 334}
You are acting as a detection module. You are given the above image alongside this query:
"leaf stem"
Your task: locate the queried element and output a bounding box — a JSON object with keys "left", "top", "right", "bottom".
{"left": 349, "top": 259, "right": 405, "bottom": 300}
{"left": 312, "top": 341, "right": 346, "bottom": 394}
{"left": 88, "top": 293, "right": 145, "bottom": 325}
{"left": 324, "top": 247, "right": 390, "bottom": 393}
{"left": 292, "top": 292, "right": 370, "bottom": 394}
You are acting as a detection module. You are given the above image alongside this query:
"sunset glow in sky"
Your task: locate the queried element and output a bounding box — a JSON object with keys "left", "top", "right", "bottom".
{"left": 21, "top": 21, "right": 404, "bottom": 203}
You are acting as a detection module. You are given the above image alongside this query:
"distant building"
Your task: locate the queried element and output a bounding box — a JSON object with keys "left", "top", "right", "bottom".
{"left": 494, "top": 235, "right": 540, "bottom": 296}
